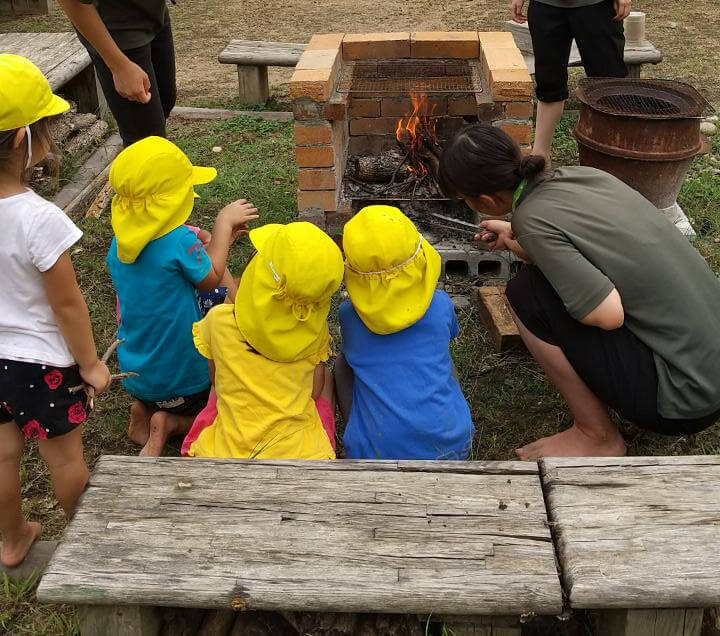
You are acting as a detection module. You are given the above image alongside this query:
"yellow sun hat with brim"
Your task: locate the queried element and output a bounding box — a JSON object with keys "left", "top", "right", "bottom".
{"left": 343, "top": 205, "right": 441, "bottom": 335}
{"left": 110, "top": 136, "right": 217, "bottom": 264}
{"left": 235, "top": 222, "right": 344, "bottom": 363}
{"left": 0, "top": 54, "right": 70, "bottom": 132}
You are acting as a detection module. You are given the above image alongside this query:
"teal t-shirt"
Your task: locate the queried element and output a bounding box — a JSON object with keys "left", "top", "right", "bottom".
{"left": 107, "top": 226, "right": 211, "bottom": 401}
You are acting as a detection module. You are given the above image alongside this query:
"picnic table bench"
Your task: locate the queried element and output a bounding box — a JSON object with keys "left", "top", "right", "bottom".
{"left": 36, "top": 456, "right": 563, "bottom": 635}
{"left": 218, "top": 40, "right": 307, "bottom": 104}
{"left": 505, "top": 21, "right": 663, "bottom": 79}
{"left": 0, "top": 31, "right": 102, "bottom": 113}
{"left": 541, "top": 456, "right": 720, "bottom": 636}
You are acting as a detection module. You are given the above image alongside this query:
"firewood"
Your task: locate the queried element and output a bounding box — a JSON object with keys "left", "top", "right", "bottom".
{"left": 355, "top": 153, "right": 407, "bottom": 183}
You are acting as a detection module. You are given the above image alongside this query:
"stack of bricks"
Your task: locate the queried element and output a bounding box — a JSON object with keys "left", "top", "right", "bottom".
{"left": 290, "top": 31, "right": 533, "bottom": 233}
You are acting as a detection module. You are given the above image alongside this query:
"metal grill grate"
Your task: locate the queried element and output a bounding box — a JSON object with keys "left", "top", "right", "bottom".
{"left": 577, "top": 78, "right": 714, "bottom": 119}
{"left": 335, "top": 61, "right": 481, "bottom": 95}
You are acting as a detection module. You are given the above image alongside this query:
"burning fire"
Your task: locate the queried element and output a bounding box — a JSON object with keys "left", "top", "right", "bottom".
{"left": 395, "top": 92, "right": 439, "bottom": 178}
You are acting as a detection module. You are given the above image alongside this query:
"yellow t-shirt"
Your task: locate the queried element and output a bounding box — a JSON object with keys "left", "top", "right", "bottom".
{"left": 188, "top": 304, "right": 335, "bottom": 460}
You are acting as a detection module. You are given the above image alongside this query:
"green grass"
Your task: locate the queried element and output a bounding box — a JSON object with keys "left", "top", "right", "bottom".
{"left": 3, "top": 114, "right": 720, "bottom": 635}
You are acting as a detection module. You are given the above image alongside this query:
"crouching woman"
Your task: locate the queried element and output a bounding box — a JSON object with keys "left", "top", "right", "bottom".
{"left": 439, "top": 124, "right": 720, "bottom": 459}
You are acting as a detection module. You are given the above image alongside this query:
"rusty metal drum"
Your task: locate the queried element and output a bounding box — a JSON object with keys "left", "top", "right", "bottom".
{"left": 573, "top": 78, "right": 712, "bottom": 209}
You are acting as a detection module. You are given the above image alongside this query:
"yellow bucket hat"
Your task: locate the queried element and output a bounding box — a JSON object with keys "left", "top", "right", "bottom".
{"left": 110, "top": 136, "right": 217, "bottom": 264}
{"left": 343, "top": 205, "right": 441, "bottom": 335}
{"left": 0, "top": 54, "right": 70, "bottom": 131}
{"left": 235, "top": 222, "right": 344, "bottom": 363}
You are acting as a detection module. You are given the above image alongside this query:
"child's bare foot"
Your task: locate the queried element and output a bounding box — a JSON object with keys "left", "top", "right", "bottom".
{"left": 128, "top": 400, "right": 151, "bottom": 446}
{"left": 139, "top": 411, "right": 194, "bottom": 457}
{"left": 515, "top": 423, "right": 627, "bottom": 460}
{"left": 0, "top": 521, "right": 43, "bottom": 569}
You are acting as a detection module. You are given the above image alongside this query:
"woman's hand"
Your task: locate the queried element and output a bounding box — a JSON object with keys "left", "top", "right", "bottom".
{"left": 476, "top": 220, "right": 513, "bottom": 250}
{"left": 476, "top": 220, "right": 532, "bottom": 262}
{"left": 79, "top": 359, "right": 112, "bottom": 395}
{"left": 613, "top": 0, "right": 631, "bottom": 21}
{"left": 112, "top": 59, "right": 151, "bottom": 103}
{"left": 510, "top": 0, "right": 527, "bottom": 23}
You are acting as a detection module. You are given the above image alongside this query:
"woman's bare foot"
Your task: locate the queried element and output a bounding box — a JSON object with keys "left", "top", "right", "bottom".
{"left": 140, "top": 411, "right": 194, "bottom": 457}
{"left": 0, "top": 521, "right": 43, "bottom": 568}
{"left": 128, "top": 400, "right": 151, "bottom": 446}
{"left": 515, "top": 422, "right": 627, "bottom": 461}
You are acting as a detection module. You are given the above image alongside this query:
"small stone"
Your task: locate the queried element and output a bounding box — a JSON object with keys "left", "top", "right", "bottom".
{"left": 451, "top": 295, "right": 471, "bottom": 311}
{"left": 700, "top": 122, "right": 717, "bottom": 136}
{"left": 714, "top": 238, "right": 720, "bottom": 244}
{"left": 707, "top": 115, "right": 719, "bottom": 123}
{"left": 668, "top": 21, "right": 678, "bottom": 28}
{"left": 211, "top": 146, "right": 223, "bottom": 153}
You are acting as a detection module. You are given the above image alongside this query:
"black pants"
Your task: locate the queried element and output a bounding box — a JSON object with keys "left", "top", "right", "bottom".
{"left": 528, "top": 0, "right": 627, "bottom": 102}
{"left": 506, "top": 266, "right": 720, "bottom": 436}
{"left": 89, "top": 21, "right": 177, "bottom": 146}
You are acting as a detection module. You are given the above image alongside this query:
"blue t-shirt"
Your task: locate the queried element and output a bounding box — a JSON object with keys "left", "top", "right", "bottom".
{"left": 340, "top": 290, "right": 474, "bottom": 460}
{"left": 107, "top": 226, "right": 212, "bottom": 401}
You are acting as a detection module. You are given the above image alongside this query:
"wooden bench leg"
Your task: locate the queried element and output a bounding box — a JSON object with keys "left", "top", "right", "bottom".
{"left": 62, "top": 65, "right": 101, "bottom": 114}
{"left": 627, "top": 63, "right": 642, "bottom": 78}
{"left": 596, "top": 608, "right": 704, "bottom": 636}
{"left": 237, "top": 65, "right": 269, "bottom": 105}
{"left": 79, "top": 605, "right": 161, "bottom": 636}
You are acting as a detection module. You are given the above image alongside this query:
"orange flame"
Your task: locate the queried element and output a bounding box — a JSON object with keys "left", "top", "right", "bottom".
{"left": 395, "top": 92, "right": 438, "bottom": 177}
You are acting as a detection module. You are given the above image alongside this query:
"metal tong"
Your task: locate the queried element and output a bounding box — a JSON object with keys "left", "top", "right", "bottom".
{"left": 427, "top": 213, "right": 497, "bottom": 240}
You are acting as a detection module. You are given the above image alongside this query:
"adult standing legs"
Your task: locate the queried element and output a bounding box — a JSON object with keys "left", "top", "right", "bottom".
{"left": 527, "top": 1, "right": 574, "bottom": 160}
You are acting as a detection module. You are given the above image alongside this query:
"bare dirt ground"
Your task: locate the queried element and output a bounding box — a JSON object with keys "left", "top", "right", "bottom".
{"left": 5, "top": 0, "right": 720, "bottom": 107}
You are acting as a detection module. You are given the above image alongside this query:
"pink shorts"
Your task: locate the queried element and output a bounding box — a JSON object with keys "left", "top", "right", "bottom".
{"left": 181, "top": 393, "right": 336, "bottom": 456}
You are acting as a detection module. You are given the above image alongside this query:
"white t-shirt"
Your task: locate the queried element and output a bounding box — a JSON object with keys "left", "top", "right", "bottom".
{"left": 0, "top": 190, "right": 82, "bottom": 366}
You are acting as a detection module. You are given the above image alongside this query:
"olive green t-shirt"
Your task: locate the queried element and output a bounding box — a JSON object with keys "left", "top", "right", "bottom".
{"left": 78, "top": 0, "right": 169, "bottom": 50}
{"left": 533, "top": 0, "right": 604, "bottom": 7}
{"left": 512, "top": 166, "right": 720, "bottom": 420}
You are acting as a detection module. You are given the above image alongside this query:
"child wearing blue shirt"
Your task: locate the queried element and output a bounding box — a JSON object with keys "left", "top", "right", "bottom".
{"left": 106, "top": 136, "right": 258, "bottom": 456}
{"left": 335, "top": 205, "right": 474, "bottom": 460}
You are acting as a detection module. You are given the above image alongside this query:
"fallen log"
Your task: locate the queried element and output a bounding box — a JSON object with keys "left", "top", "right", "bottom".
{"left": 355, "top": 152, "right": 407, "bottom": 183}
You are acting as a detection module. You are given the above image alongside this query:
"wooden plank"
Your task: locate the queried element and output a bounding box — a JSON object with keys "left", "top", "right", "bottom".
{"left": 472, "top": 286, "right": 522, "bottom": 352}
{"left": 0, "top": 32, "right": 91, "bottom": 90}
{"left": 218, "top": 40, "right": 306, "bottom": 66}
{"left": 38, "top": 457, "right": 562, "bottom": 615}
{"left": 541, "top": 456, "right": 720, "bottom": 609}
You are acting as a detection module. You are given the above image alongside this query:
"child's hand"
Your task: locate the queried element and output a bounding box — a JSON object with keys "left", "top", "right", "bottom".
{"left": 219, "top": 199, "right": 259, "bottom": 238}
{"left": 79, "top": 359, "right": 112, "bottom": 395}
{"left": 196, "top": 228, "right": 212, "bottom": 247}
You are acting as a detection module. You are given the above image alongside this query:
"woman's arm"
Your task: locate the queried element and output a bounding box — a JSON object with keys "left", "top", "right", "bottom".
{"left": 580, "top": 288, "right": 624, "bottom": 330}
{"left": 57, "top": 0, "right": 151, "bottom": 103}
{"left": 42, "top": 252, "right": 111, "bottom": 392}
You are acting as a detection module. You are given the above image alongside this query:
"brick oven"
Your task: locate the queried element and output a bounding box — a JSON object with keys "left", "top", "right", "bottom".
{"left": 290, "top": 32, "right": 533, "bottom": 278}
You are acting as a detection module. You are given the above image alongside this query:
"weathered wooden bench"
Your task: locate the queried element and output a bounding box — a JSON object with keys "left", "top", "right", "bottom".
{"left": 218, "top": 40, "right": 307, "bottom": 104}
{"left": 541, "top": 456, "right": 720, "bottom": 636}
{"left": 0, "top": 32, "right": 102, "bottom": 113}
{"left": 505, "top": 21, "right": 663, "bottom": 79}
{"left": 36, "top": 456, "right": 563, "bottom": 635}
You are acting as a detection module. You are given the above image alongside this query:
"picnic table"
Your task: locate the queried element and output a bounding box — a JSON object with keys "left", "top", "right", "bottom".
{"left": 0, "top": 31, "right": 102, "bottom": 113}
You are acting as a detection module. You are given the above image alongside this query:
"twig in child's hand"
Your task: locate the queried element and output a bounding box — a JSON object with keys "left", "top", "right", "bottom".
{"left": 101, "top": 337, "right": 124, "bottom": 364}
{"left": 68, "top": 372, "right": 139, "bottom": 395}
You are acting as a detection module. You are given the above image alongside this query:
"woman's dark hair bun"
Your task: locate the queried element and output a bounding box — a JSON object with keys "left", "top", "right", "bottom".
{"left": 518, "top": 154, "right": 546, "bottom": 179}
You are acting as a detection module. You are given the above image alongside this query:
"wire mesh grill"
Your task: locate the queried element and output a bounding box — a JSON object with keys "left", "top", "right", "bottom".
{"left": 336, "top": 61, "right": 481, "bottom": 95}
{"left": 577, "top": 78, "right": 714, "bottom": 119}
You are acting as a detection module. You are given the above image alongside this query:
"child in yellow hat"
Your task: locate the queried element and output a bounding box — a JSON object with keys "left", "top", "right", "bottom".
{"left": 336, "top": 205, "right": 474, "bottom": 460}
{"left": 183, "top": 222, "right": 343, "bottom": 460}
{"left": 0, "top": 55, "right": 111, "bottom": 567}
{"left": 107, "top": 136, "right": 258, "bottom": 457}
